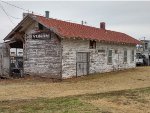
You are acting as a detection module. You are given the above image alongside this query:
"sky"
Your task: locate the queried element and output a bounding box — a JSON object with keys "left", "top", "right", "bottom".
{"left": 0, "top": 1, "right": 150, "bottom": 42}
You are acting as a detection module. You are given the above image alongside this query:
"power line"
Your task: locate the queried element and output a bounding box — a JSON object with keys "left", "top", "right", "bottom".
{"left": 0, "top": 0, "right": 31, "bottom": 13}
{"left": 9, "top": 15, "right": 22, "bottom": 19}
{"left": 0, "top": 3, "right": 14, "bottom": 25}
{"left": 0, "top": 0, "right": 43, "bottom": 16}
{"left": 0, "top": 0, "right": 29, "bottom": 20}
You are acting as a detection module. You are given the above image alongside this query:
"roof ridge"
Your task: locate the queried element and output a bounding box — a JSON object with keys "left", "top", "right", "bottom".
{"left": 34, "top": 14, "right": 133, "bottom": 37}
{"left": 4, "top": 13, "right": 141, "bottom": 45}
{"left": 34, "top": 14, "right": 141, "bottom": 45}
{"left": 34, "top": 14, "right": 108, "bottom": 31}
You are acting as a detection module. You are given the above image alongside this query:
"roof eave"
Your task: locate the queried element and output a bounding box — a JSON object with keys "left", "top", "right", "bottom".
{"left": 29, "top": 15, "right": 63, "bottom": 39}
{"left": 4, "top": 15, "right": 32, "bottom": 41}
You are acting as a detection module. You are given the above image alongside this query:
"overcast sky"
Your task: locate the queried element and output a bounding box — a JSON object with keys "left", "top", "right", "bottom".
{"left": 0, "top": 1, "right": 150, "bottom": 42}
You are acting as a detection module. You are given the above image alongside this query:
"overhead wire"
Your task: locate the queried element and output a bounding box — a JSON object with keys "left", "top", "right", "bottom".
{"left": 0, "top": 0, "right": 31, "bottom": 13}
{"left": 0, "top": 3, "right": 14, "bottom": 25}
{"left": 0, "top": 0, "right": 41, "bottom": 25}
{"left": 9, "top": 15, "right": 22, "bottom": 19}
{"left": 0, "top": 0, "right": 43, "bottom": 16}
{"left": 0, "top": 1, "right": 84, "bottom": 26}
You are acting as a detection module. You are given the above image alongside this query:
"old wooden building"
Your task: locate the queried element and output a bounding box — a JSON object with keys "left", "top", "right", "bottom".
{"left": 3, "top": 12, "right": 140, "bottom": 79}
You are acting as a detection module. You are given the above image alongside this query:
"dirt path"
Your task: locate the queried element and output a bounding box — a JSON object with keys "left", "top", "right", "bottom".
{"left": 0, "top": 67, "right": 150, "bottom": 101}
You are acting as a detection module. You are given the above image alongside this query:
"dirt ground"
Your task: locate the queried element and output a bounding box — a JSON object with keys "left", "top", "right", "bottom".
{"left": 0, "top": 67, "right": 150, "bottom": 101}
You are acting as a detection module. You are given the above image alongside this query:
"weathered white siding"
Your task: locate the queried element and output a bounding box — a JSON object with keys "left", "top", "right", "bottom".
{"left": 23, "top": 22, "right": 62, "bottom": 78}
{"left": 21, "top": 22, "right": 136, "bottom": 79}
{"left": 0, "top": 43, "right": 10, "bottom": 77}
{"left": 62, "top": 38, "right": 136, "bottom": 78}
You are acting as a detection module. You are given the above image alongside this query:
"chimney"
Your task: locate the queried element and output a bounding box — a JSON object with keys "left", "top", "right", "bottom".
{"left": 100, "top": 22, "right": 105, "bottom": 30}
{"left": 45, "top": 11, "right": 49, "bottom": 18}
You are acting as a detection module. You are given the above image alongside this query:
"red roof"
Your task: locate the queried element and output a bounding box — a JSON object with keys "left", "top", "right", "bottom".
{"left": 34, "top": 15, "right": 140, "bottom": 45}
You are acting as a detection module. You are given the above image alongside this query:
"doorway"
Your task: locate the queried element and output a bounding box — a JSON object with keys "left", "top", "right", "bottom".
{"left": 76, "top": 52, "right": 89, "bottom": 76}
{"left": 8, "top": 41, "right": 23, "bottom": 77}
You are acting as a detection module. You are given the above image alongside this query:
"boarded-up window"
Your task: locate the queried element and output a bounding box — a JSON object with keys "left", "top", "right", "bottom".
{"left": 131, "top": 50, "right": 134, "bottom": 62}
{"left": 124, "top": 50, "right": 127, "bottom": 63}
{"left": 108, "top": 50, "right": 112, "bottom": 64}
{"left": 89, "top": 40, "right": 96, "bottom": 49}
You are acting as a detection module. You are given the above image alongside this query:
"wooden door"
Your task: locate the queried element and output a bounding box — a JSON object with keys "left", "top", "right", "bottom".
{"left": 76, "top": 52, "right": 89, "bottom": 76}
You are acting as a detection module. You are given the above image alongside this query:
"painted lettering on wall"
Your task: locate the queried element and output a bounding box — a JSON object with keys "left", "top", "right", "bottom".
{"left": 32, "top": 31, "right": 51, "bottom": 40}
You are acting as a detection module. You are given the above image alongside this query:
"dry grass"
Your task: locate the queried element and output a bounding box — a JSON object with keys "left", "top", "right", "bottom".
{"left": 0, "top": 87, "right": 150, "bottom": 113}
{"left": 82, "top": 87, "right": 150, "bottom": 113}
{"left": 0, "top": 67, "right": 150, "bottom": 101}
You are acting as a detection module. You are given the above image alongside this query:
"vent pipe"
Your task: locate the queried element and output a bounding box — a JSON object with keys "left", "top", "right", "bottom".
{"left": 45, "top": 11, "right": 49, "bottom": 18}
{"left": 100, "top": 22, "right": 105, "bottom": 30}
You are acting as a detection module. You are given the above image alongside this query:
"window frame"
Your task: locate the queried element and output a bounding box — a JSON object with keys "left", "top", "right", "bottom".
{"left": 131, "top": 50, "right": 135, "bottom": 62}
{"left": 89, "top": 40, "right": 96, "bottom": 49}
{"left": 124, "top": 50, "right": 128, "bottom": 63}
{"left": 108, "top": 49, "right": 113, "bottom": 64}
{"left": 38, "top": 23, "right": 44, "bottom": 30}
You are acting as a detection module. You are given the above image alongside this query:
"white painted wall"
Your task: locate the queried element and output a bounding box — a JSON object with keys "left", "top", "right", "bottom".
{"left": 62, "top": 38, "right": 136, "bottom": 78}
{"left": 23, "top": 22, "right": 62, "bottom": 78}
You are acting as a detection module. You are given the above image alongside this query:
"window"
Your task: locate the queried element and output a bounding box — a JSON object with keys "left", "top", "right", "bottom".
{"left": 115, "top": 50, "right": 118, "bottom": 54}
{"left": 98, "top": 49, "right": 105, "bottom": 53}
{"left": 18, "top": 52, "right": 23, "bottom": 56}
{"left": 38, "top": 23, "right": 44, "bottom": 30}
{"left": 89, "top": 40, "right": 96, "bottom": 49}
{"left": 124, "top": 50, "right": 127, "bottom": 63}
{"left": 11, "top": 52, "right": 15, "bottom": 54}
{"left": 131, "top": 50, "right": 134, "bottom": 62}
{"left": 10, "top": 52, "right": 15, "bottom": 56}
{"left": 145, "top": 43, "right": 148, "bottom": 50}
{"left": 108, "top": 50, "right": 112, "bottom": 64}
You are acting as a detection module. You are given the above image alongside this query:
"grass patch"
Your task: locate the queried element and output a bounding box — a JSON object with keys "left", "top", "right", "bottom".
{"left": 79, "top": 87, "right": 150, "bottom": 103}
{"left": 0, "top": 97, "right": 101, "bottom": 113}
{"left": 0, "top": 87, "right": 150, "bottom": 113}
{"left": 0, "top": 67, "right": 150, "bottom": 113}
